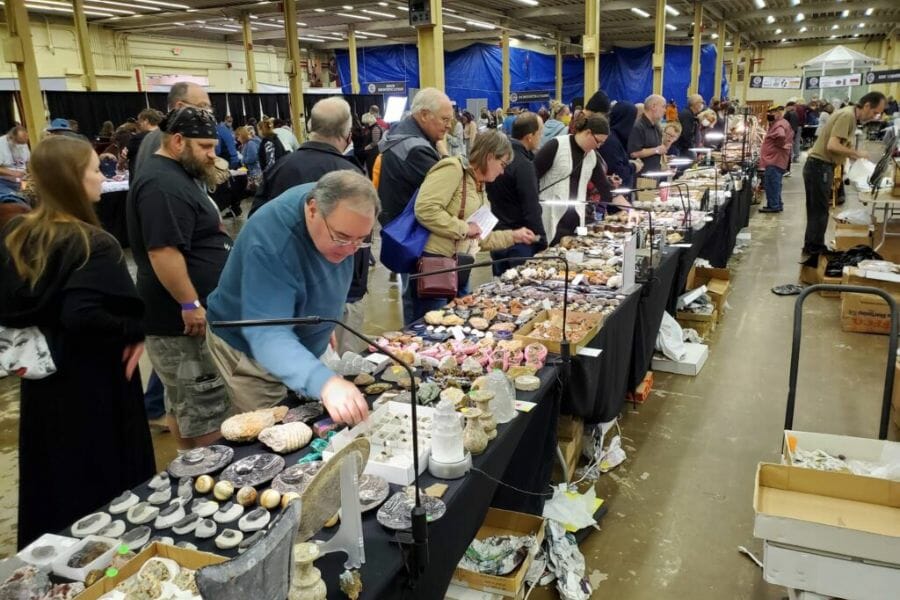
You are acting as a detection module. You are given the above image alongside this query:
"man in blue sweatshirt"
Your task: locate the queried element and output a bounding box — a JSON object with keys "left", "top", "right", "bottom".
{"left": 206, "top": 170, "right": 379, "bottom": 425}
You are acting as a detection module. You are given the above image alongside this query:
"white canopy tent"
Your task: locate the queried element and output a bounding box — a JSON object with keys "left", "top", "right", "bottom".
{"left": 797, "top": 45, "right": 883, "bottom": 103}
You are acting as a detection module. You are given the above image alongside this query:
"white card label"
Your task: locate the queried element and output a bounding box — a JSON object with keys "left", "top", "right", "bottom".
{"left": 571, "top": 274, "right": 584, "bottom": 286}
{"left": 450, "top": 326, "right": 466, "bottom": 341}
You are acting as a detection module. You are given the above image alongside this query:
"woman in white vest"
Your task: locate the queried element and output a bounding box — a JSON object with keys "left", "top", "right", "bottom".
{"left": 534, "top": 113, "right": 618, "bottom": 244}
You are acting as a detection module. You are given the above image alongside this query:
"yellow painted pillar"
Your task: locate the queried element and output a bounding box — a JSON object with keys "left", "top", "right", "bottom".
{"left": 584, "top": 0, "right": 599, "bottom": 99}
{"left": 652, "top": 0, "right": 667, "bottom": 95}
{"left": 73, "top": 0, "right": 97, "bottom": 90}
{"left": 348, "top": 26, "right": 360, "bottom": 94}
{"left": 730, "top": 35, "right": 741, "bottom": 101}
{"left": 502, "top": 30, "right": 510, "bottom": 110}
{"left": 282, "top": 0, "right": 306, "bottom": 141}
{"left": 241, "top": 12, "right": 257, "bottom": 93}
{"left": 742, "top": 46, "right": 756, "bottom": 102}
{"left": 689, "top": 2, "right": 703, "bottom": 96}
{"left": 416, "top": 0, "right": 445, "bottom": 90}
{"left": 3, "top": 0, "right": 45, "bottom": 133}
{"left": 555, "top": 41, "right": 563, "bottom": 103}
{"left": 713, "top": 21, "right": 726, "bottom": 100}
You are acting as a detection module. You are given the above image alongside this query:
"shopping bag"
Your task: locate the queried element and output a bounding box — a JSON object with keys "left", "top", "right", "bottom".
{"left": 379, "top": 190, "right": 428, "bottom": 274}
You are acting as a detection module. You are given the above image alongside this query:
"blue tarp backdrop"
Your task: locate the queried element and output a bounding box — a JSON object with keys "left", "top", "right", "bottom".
{"left": 336, "top": 42, "right": 728, "bottom": 110}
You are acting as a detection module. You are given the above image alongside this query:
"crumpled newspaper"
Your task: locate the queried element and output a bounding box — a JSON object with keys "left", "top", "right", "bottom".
{"left": 682, "top": 294, "right": 715, "bottom": 315}
{"left": 542, "top": 521, "right": 592, "bottom": 600}
{"left": 458, "top": 535, "right": 536, "bottom": 576}
{"left": 791, "top": 448, "right": 900, "bottom": 481}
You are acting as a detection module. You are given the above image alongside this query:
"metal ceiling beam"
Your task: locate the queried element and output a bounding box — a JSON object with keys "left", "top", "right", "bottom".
{"left": 730, "top": 0, "right": 897, "bottom": 24}
{"left": 753, "top": 28, "right": 893, "bottom": 44}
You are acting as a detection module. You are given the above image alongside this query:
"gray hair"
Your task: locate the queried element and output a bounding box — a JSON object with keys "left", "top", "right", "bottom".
{"left": 167, "top": 82, "right": 195, "bottom": 110}
{"left": 468, "top": 129, "right": 513, "bottom": 173}
{"left": 309, "top": 97, "right": 352, "bottom": 140}
{"left": 644, "top": 94, "right": 665, "bottom": 110}
{"left": 310, "top": 170, "right": 381, "bottom": 219}
{"left": 410, "top": 87, "right": 450, "bottom": 116}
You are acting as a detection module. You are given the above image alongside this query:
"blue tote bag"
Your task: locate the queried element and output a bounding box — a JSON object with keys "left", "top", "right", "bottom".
{"left": 379, "top": 190, "right": 429, "bottom": 274}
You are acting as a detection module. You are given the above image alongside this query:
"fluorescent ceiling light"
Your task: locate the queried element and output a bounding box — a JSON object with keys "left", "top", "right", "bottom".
{"left": 466, "top": 20, "right": 495, "bottom": 30}
{"left": 841, "top": 9, "right": 849, "bottom": 17}
{"left": 254, "top": 21, "right": 282, "bottom": 28}
{"left": 337, "top": 12, "right": 370, "bottom": 20}
{"left": 444, "top": 7, "right": 457, "bottom": 13}
{"left": 204, "top": 26, "right": 239, "bottom": 32}
{"left": 852, "top": 33, "right": 859, "bottom": 37}
{"left": 711, "top": 33, "right": 719, "bottom": 39}
{"left": 33, "top": 0, "right": 133, "bottom": 12}
{"left": 865, "top": 8, "right": 874, "bottom": 16}
{"left": 780, "top": 38, "right": 787, "bottom": 43}
{"left": 396, "top": 5, "right": 408, "bottom": 11}
{"left": 299, "top": 36, "right": 326, "bottom": 42}
{"left": 24, "top": 2, "right": 114, "bottom": 17}
{"left": 774, "top": 28, "right": 782, "bottom": 34}
{"left": 766, "top": 15, "right": 775, "bottom": 24}
{"left": 525, "top": 33, "right": 542, "bottom": 39}
{"left": 378, "top": 1, "right": 389, "bottom": 5}
{"left": 753, "top": 0, "right": 765, "bottom": 8}
{"left": 134, "top": 0, "right": 189, "bottom": 8}
{"left": 92, "top": 0, "right": 152, "bottom": 10}
{"left": 829, "top": 34, "right": 837, "bottom": 39}
{"left": 443, "top": 24, "right": 466, "bottom": 32}
{"left": 297, "top": 21, "right": 307, "bottom": 26}
{"left": 799, "top": 26, "right": 807, "bottom": 32}
{"left": 789, "top": 0, "right": 801, "bottom": 5}
{"left": 630, "top": 7, "right": 651, "bottom": 18}
{"left": 516, "top": 0, "right": 539, "bottom": 5}
{"left": 726, "top": 41, "right": 732, "bottom": 46}
{"left": 665, "top": 5, "right": 679, "bottom": 16}
{"left": 858, "top": 22, "right": 865, "bottom": 28}
{"left": 361, "top": 9, "right": 395, "bottom": 18}
{"left": 831, "top": 24, "right": 839, "bottom": 30}
{"left": 665, "top": 23, "right": 677, "bottom": 31}
{"left": 314, "top": 8, "right": 325, "bottom": 12}
{"left": 342, "top": 5, "right": 353, "bottom": 9}
{"left": 360, "top": 31, "right": 387, "bottom": 37}
{"left": 795, "top": 12, "right": 804, "bottom": 21}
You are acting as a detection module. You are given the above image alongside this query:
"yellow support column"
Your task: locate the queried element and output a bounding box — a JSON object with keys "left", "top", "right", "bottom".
{"left": 652, "top": 0, "right": 667, "bottom": 95}
{"left": 282, "top": 0, "right": 306, "bottom": 141}
{"left": 502, "top": 30, "right": 510, "bottom": 110}
{"left": 242, "top": 12, "right": 257, "bottom": 93}
{"left": 584, "top": 0, "right": 599, "bottom": 99}
{"left": 73, "top": 0, "right": 97, "bottom": 90}
{"left": 713, "top": 21, "right": 726, "bottom": 100}
{"left": 742, "top": 46, "right": 755, "bottom": 102}
{"left": 348, "top": 26, "right": 360, "bottom": 94}
{"left": 416, "top": 0, "right": 445, "bottom": 90}
{"left": 4, "top": 0, "right": 45, "bottom": 133}
{"left": 555, "top": 41, "right": 563, "bottom": 103}
{"left": 689, "top": 2, "right": 703, "bottom": 96}
{"left": 730, "top": 34, "right": 741, "bottom": 101}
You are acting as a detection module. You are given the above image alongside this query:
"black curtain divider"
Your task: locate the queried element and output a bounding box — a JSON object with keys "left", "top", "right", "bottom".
{"left": 45, "top": 92, "right": 151, "bottom": 139}
{"left": 302, "top": 93, "right": 384, "bottom": 122}
{"left": 208, "top": 93, "right": 229, "bottom": 123}
{"left": 0, "top": 92, "right": 17, "bottom": 133}
{"left": 275, "top": 95, "right": 291, "bottom": 122}
{"left": 146, "top": 92, "right": 168, "bottom": 113}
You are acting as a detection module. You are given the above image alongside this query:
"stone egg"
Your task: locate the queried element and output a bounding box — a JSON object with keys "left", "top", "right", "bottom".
{"left": 194, "top": 475, "right": 215, "bottom": 494}
{"left": 213, "top": 480, "right": 234, "bottom": 501}
{"left": 235, "top": 486, "right": 257, "bottom": 507}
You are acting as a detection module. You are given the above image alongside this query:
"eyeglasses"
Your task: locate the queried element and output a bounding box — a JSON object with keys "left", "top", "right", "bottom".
{"left": 321, "top": 212, "right": 372, "bottom": 248}
{"left": 593, "top": 135, "right": 606, "bottom": 146}
{"left": 498, "top": 157, "right": 511, "bottom": 168}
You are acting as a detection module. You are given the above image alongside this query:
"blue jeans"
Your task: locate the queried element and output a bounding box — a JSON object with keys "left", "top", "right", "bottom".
{"left": 491, "top": 244, "right": 537, "bottom": 276}
{"left": 764, "top": 165, "right": 785, "bottom": 210}
{"left": 144, "top": 370, "right": 165, "bottom": 419}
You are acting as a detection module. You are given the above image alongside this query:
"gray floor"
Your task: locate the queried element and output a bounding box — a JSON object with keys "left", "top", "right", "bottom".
{"left": 1, "top": 153, "right": 896, "bottom": 600}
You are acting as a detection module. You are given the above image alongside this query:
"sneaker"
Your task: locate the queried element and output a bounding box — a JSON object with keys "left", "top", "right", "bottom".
{"left": 784, "top": 171, "right": 792, "bottom": 177}
{"left": 759, "top": 206, "right": 782, "bottom": 213}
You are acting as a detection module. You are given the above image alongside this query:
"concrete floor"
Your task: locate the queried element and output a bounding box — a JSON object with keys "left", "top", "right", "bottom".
{"left": 1, "top": 152, "right": 897, "bottom": 599}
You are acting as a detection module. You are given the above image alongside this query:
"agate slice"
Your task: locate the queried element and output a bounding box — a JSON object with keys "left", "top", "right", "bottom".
{"left": 71, "top": 512, "right": 111, "bottom": 538}
{"left": 126, "top": 502, "right": 159, "bottom": 525}
{"left": 167, "top": 445, "right": 234, "bottom": 479}
{"left": 214, "top": 529, "right": 243, "bottom": 550}
{"left": 108, "top": 491, "right": 139, "bottom": 515}
{"left": 237, "top": 507, "right": 270, "bottom": 533}
{"left": 220, "top": 453, "right": 285, "bottom": 488}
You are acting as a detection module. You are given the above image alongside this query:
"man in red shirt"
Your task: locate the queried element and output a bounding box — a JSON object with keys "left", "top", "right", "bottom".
{"left": 759, "top": 105, "right": 793, "bottom": 213}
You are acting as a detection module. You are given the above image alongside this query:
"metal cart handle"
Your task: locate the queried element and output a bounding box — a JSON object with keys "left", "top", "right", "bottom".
{"left": 785, "top": 284, "right": 898, "bottom": 440}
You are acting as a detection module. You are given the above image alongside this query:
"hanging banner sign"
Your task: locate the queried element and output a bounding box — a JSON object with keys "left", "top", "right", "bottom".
{"left": 804, "top": 73, "right": 863, "bottom": 90}
{"left": 749, "top": 76, "right": 802, "bottom": 89}
{"left": 366, "top": 81, "right": 406, "bottom": 94}
{"left": 866, "top": 69, "right": 900, "bottom": 85}
{"left": 509, "top": 91, "right": 551, "bottom": 102}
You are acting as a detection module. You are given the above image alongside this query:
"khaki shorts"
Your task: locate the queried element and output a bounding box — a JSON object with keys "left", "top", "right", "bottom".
{"left": 144, "top": 335, "right": 231, "bottom": 438}
{"left": 206, "top": 329, "right": 288, "bottom": 413}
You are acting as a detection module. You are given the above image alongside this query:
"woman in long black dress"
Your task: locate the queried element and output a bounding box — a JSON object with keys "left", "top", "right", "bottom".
{"left": 0, "top": 135, "right": 155, "bottom": 549}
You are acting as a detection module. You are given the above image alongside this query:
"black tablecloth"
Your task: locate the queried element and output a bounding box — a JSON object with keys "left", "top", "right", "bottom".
{"left": 62, "top": 366, "right": 559, "bottom": 600}
{"left": 96, "top": 189, "right": 128, "bottom": 248}
{"left": 629, "top": 249, "right": 680, "bottom": 391}
{"left": 562, "top": 286, "right": 641, "bottom": 423}
{"left": 698, "top": 194, "right": 735, "bottom": 268}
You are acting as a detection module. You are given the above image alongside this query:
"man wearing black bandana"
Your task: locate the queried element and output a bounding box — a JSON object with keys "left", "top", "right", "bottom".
{"left": 126, "top": 107, "right": 233, "bottom": 450}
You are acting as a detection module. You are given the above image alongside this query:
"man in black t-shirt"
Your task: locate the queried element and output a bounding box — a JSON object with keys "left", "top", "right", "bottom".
{"left": 628, "top": 94, "right": 668, "bottom": 176}
{"left": 126, "top": 107, "right": 232, "bottom": 450}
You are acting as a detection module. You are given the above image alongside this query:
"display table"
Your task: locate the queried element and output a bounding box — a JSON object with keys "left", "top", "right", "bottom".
{"left": 61, "top": 366, "right": 560, "bottom": 600}
{"left": 97, "top": 183, "right": 129, "bottom": 248}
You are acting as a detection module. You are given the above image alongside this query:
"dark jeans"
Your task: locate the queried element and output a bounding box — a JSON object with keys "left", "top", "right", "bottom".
{"left": 144, "top": 370, "right": 165, "bottom": 419}
{"left": 764, "top": 165, "right": 785, "bottom": 210}
{"left": 491, "top": 243, "right": 538, "bottom": 276}
{"left": 803, "top": 157, "right": 833, "bottom": 254}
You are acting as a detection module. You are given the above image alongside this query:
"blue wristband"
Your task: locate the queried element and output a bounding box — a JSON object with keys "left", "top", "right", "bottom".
{"left": 181, "top": 300, "right": 201, "bottom": 311}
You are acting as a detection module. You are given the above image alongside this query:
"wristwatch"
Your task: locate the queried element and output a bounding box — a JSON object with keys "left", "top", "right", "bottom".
{"left": 181, "top": 300, "right": 202, "bottom": 311}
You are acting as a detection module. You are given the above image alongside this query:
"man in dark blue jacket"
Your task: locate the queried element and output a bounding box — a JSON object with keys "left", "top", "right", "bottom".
{"left": 250, "top": 97, "right": 372, "bottom": 353}
{"left": 486, "top": 112, "right": 548, "bottom": 275}
{"left": 216, "top": 120, "right": 240, "bottom": 169}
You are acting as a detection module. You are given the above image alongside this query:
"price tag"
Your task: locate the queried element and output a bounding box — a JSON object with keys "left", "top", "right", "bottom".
{"left": 575, "top": 226, "right": 588, "bottom": 236}
{"left": 450, "top": 326, "right": 466, "bottom": 341}
{"left": 515, "top": 400, "right": 537, "bottom": 413}
{"left": 542, "top": 299, "right": 553, "bottom": 311}
{"left": 572, "top": 274, "right": 584, "bottom": 286}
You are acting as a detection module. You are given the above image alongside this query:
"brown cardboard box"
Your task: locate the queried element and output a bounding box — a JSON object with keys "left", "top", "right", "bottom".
{"left": 554, "top": 415, "right": 583, "bottom": 482}
{"left": 514, "top": 310, "right": 603, "bottom": 355}
{"left": 686, "top": 267, "right": 730, "bottom": 321}
{"left": 452, "top": 509, "right": 546, "bottom": 598}
{"left": 832, "top": 218, "right": 872, "bottom": 251}
{"left": 820, "top": 274, "right": 843, "bottom": 298}
{"left": 840, "top": 292, "right": 894, "bottom": 334}
{"left": 677, "top": 309, "right": 718, "bottom": 339}
{"left": 557, "top": 414, "right": 583, "bottom": 441}
{"left": 893, "top": 361, "right": 900, "bottom": 430}
{"left": 77, "top": 543, "right": 226, "bottom": 600}
{"left": 799, "top": 255, "right": 828, "bottom": 286}
{"left": 872, "top": 223, "right": 900, "bottom": 264}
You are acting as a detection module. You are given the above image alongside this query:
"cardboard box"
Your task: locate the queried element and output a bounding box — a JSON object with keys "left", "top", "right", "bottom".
{"left": 799, "top": 255, "right": 828, "bottom": 286}
{"left": 77, "top": 543, "right": 226, "bottom": 600}
{"left": 554, "top": 436, "right": 583, "bottom": 483}
{"left": 685, "top": 267, "right": 730, "bottom": 321}
{"left": 819, "top": 274, "right": 842, "bottom": 298}
{"left": 872, "top": 223, "right": 900, "bottom": 264}
{"left": 651, "top": 343, "right": 709, "bottom": 376}
{"left": 452, "top": 508, "right": 546, "bottom": 598}
{"left": 676, "top": 309, "right": 718, "bottom": 339}
{"left": 752, "top": 463, "right": 900, "bottom": 568}
{"left": 832, "top": 219, "right": 872, "bottom": 251}
{"left": 783, "top": 430, "right": 900, "bottom": 469}
{"left": 556, "top": 414, "right": 583, "bottom": 441}
{"left": 842, "top": 266, "right": 900, "bottom": 296}
{"left": 840, "top": 292, "right": 894, "bottom": 335}
{"left": 514, "top": 310, "right": 602, "bottom": 355}
{"left": 893, "top": 360, "right": 900, "bottom": 430}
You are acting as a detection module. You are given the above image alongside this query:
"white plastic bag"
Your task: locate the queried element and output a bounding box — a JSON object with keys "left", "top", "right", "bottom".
{"left": 542, "top": 485, "right": 598, "bottom": 532}
{"left": 834, "top": 207, "right": 873, "bottom": 226}
{"left": 656, "top": 312, "right": 687, "bottom": 361}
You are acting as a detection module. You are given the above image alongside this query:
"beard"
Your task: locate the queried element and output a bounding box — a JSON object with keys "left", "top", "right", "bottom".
{"left": 179, "top": 144, "right": 217, "bottom": 188}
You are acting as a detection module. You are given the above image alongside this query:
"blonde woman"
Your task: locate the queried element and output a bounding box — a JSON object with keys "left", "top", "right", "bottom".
{"left": 408, "top": 130, "right": 536, "bottom": 324}
{"left": 0, "top": 136, "right": 154, "bottom": 548}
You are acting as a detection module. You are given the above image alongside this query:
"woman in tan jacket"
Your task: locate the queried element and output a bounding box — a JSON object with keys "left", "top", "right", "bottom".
{"left": 407, "top": 130, "right": 536, "bottom": 324}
